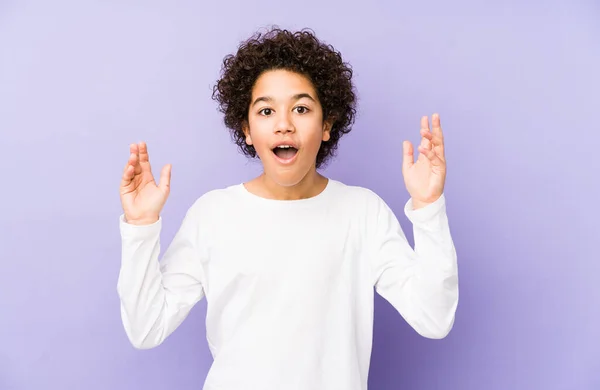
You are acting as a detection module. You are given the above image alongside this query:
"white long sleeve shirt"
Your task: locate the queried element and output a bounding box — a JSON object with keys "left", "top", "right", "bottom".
{"left": 117, "top": 179, "right": 459, "bottom": 390}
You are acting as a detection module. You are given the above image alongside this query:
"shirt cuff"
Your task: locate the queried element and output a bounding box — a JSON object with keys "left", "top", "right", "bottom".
{"left": 119, "top": 214, "right": 162, "bottom": 239}
{"left": 404, "top": 194, "right": 447, "bottom": 225}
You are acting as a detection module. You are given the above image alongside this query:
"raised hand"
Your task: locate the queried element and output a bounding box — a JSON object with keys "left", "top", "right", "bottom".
{"left": 119, "top": 142, "right": 171, "bottom": 225}
{"left": 402, "top": 114, "right": 446, "bottom": 209}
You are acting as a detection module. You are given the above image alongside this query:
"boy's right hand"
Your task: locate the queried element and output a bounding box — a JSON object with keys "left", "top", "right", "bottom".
{"left": 119, "top": 142, "right": 171, "bottom": 225}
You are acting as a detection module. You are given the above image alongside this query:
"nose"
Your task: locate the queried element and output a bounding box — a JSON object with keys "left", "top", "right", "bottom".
{"left": 273, "top": 111, "right": 295, "bottom": 134}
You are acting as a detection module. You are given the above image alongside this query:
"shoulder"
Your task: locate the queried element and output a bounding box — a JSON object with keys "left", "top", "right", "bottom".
{"left": 327, "top": 179, "right": 392, "bottom": 219}
{"left": 329, "top": 179, "right": 387, "bottom": 205}
{"left": 184, "top": 183, "right": 245, "bottom": 216}
{"left": 328, "top": 180, "right": 402, "bottom": 242}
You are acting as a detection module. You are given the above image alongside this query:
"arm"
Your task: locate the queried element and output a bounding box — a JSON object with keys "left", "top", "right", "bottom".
{"left": 116, "top": 204, "right": 206, "bottom": 349}
{"left": 370, "top": 193, "right": 458, "bottom": 339}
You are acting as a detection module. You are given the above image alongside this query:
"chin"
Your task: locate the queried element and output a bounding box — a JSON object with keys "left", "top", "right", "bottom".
{"left": 266, "top": 168, "right": 310, "bottom": 187}
{"left": 263, "top": 160, "right": 317, "bottom": 188}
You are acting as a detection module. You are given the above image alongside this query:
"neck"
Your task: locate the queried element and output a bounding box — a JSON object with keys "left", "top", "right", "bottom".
{"left": 250, "top": 169, "right": 328, "bottom": 200}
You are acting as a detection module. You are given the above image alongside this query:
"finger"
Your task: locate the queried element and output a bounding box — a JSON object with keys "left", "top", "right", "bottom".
{"left": 120, "top": 159, "right": 135, "bottom": 188}
{"left": 431, "top": 113, "right": 445, "bottom": 157}
{"left": 402, "top": 140, "right": 414, "bottom": 172}
{"left": 128, "top": 143, "right": 143, "bottom": 175}
{"left": 418, "top": 144, "right": 444, "bottom": 167}
{"left": 423, "top": 125, "right": 444, "bottom": 160}
{"left": 420, "top": 116, "right": 432, "bottom": 150}
{"left": 420, "top": 128, "right": 433, "bottom": 141}
{"left": 138, "top": 141, "right": 152, "bottom": 173}
{"left": 158, "top": 164, "right": 172, "bottom": 193}
{"left": 122, "top": 147, "right": 139, "bottom": 182}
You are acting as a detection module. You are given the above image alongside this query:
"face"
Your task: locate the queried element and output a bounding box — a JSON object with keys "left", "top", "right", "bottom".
{"left": 243, "top": 69, "right": 332, "bottom": 187}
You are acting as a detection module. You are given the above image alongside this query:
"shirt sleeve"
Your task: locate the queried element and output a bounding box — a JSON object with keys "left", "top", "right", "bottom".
{"left": 370, "top": 193, "right": 459, "bottom": 339}
{"left": 116, "top": 201, "right": 207, "bottom": 349}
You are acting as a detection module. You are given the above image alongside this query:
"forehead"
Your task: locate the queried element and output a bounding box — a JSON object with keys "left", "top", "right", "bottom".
{"left": 251, "top": 69, "right": 317, "bottom": 99}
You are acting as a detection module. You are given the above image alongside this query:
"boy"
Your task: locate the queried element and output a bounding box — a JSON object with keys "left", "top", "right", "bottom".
{"left": 117, "top": 27, "right": 458, "bottom": 390}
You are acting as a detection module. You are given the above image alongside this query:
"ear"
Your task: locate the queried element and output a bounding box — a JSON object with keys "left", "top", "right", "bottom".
{"left": 242, "top": 121, "right": 253, "bottom": 145}
{"left": 322, "top": 117, "right": 334, "bottom": 142}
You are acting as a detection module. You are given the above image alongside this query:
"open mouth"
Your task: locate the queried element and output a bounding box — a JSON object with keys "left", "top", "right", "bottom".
{"left": 272, "top": 145, "right": 298, "bottom": 161}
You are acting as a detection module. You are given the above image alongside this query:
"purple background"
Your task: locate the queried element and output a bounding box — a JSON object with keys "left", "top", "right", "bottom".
{"left": 1, "top": 1, "right": 598, "bottom": 389}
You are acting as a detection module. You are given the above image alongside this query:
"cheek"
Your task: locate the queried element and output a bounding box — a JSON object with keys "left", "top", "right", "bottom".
{"left": 251, "top": 135, "right": 277, "bottom": 161}
{"left": 246, "top": 121, "right": 269, "bottom": 149}
{"left": 307, "top": 125, "right": 327, "bottom": 147}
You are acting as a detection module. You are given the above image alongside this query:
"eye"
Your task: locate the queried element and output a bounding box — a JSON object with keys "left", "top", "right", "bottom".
{"left": 294, "top": 106, "right": 310, "bottom": 114}
{"left": 258, "top": 108, "right": 273, "bottom": 116}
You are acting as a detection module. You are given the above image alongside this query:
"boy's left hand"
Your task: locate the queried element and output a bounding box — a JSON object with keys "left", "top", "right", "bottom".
{"left": 402, "top": 113, "right": 446, "bottom": 209}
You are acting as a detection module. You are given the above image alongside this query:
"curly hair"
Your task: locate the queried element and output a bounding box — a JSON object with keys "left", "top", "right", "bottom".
{"left": 211, "top": 27, "right": 357, "bottom": 168}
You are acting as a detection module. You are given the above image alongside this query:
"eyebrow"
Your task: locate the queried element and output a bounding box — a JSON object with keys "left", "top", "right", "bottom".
{"left": 251, "top": 93, "right": 316, "bottom": 107}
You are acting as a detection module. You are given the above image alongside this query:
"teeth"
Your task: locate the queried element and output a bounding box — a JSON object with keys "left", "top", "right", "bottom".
{"left": 276, "top": 145, "right": 292, "bottom": 149}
